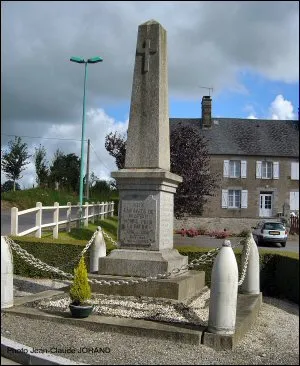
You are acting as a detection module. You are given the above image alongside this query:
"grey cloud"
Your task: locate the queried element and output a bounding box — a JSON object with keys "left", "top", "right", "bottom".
{"left": 1, "top": 1, "right": 299, "bottom": 140}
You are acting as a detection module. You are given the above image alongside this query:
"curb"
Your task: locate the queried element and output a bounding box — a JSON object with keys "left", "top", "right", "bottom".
{"left": 1, "top": 337, "right": 86, "bottom": 365}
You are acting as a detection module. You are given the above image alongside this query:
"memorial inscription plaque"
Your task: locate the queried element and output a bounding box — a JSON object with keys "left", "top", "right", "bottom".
{"left": 119, "top": 196, "right": 157, "bottom": 246}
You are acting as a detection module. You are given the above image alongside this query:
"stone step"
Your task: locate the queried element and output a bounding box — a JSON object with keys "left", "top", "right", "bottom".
{"left": 88, "top": 270, "right": 205, "bottom": 301}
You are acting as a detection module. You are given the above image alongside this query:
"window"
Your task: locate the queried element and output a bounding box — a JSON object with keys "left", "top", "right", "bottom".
{"left": 224, "top": 160, "right": 247, "bottom": 178}
{"left": 290, "top": 192, "right": 299, "bottom": 211}
{"left": 291, "top": 162, "right": 299, "bottom": 180}
{"left": 262, "top": 161, "right": 272, "bottom": 178}
{"left": 229, "top": 161, "right": 241, "bottom": 178}
{"left": 228, "top": 190, "right": 241, "bottom": 208}
{"left": 222, "top": 189, "right": 248, "bottom": 208}
{"left": 256, "top": 161, "right": 279, "bottom": 179}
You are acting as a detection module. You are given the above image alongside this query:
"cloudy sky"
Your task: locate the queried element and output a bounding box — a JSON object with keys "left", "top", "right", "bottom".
{"left": 1, "top": 1, "right": 299, "bottom": 189}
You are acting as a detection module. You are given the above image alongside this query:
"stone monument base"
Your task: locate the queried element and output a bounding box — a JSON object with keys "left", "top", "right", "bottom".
{"left": 89, "top": 270, "right": 205, "bottom": 301}
{"left": 98, "top": 248, "right": 188, "bottom": 278}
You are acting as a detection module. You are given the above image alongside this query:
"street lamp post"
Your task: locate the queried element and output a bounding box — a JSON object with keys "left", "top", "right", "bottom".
{"left": 70, "top": 56, "right": 103, "bottom": 223}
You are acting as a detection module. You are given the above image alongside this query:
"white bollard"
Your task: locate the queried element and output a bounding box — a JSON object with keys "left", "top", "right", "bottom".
{"left": 240, "top": 233, "right": 260, "bottom": 295}
{"left": 208, "top": 240, "right": 238, "bottom": 335}
{"left": 1, "top": 236, "right": 14, "bottom": 309}
{"left": 90, "top": 227, "right": 106, "bottom": 273}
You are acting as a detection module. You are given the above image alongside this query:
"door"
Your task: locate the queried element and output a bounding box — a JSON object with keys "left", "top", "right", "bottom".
{"left": 259, "top": 194, "right": 273, "bottom": 217}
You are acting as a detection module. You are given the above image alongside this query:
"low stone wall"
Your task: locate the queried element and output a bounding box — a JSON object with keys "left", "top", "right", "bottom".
{"left": 174, "top": 217, "right": 261, "bottom": 234}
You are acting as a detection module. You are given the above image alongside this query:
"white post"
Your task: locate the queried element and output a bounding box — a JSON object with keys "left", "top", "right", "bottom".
{"left": 1, "top": 236, "right": 14, "bottom": 309}
{"left": 76, "top": 202, "right": 80, "bottom": 229}
{"left": 96, "top": 201, "right": 100, "bottom": 222}
{"left": 104, "top": 202, "right": 108, "bottom": 219}
{"left": 208, "top": 240, "right": 238, "bottom": 335}
{"left": 11, "top": 207, "right": 18, "bottom": 236}
{"left": 240, "top": 233, "right": 260, "bottom": 295}
{"left": 90, "top": 227, "right": 106, "bottom": 273}
{"left": 110, "top": 201, "right": 114, "bottom": 217}
{"left": 91, "top": 202, "right": 95, "bottom": 224}
{"left": 100, "top": 202, "right": 104, "bottom": 220}
{"left": 84, "top": 202, "right": 89, "bottom": 227}
{"left": 35, "top": 202, "right": 42, "bottom": 238}
{"left": 66, "top": 202, "right": 71, "bottom": 233}
{"left": 53, "top": 202, "right": 59, "bottom": 239}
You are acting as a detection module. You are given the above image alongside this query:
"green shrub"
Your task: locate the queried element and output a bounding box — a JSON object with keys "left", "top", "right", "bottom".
{"left": 69, "top": 256, "right": 91, "bottom": 305}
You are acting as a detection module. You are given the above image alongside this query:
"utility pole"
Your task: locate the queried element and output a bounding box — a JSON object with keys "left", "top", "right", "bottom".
{"left": 85, "top": 138, "right": 90, "bottom": 201}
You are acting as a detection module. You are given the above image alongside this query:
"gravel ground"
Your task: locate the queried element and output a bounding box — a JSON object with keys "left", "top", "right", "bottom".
{"left": 1, "top": 296, "right": 299, "bottom": 365}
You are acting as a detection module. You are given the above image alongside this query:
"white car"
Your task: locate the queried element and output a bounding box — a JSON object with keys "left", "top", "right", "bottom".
{"left": 252, "top": 220, "right": 288, "bottom": 247}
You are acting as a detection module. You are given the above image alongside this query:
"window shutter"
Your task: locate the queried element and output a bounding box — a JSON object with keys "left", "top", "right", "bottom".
{"left": 273, "top": 162, "right": 279, "bottom": 179}
{"left": 291, "top": 162, "right": 299, "bottom": 180}
{"left": 222, "top": 189, "right": 228, "bottom": 208}
{"left": 223, "top": 160, "right": 229, "bottom": 178}
{"left": 241, "top": 160, "right": 247, "bottom": 178}
{"left": 256, "top": 161, "right": 262, "bottom": 178}
{"left": 290, "top": 192, "right": 299, "bottom": 211}
{"left": 241, "top": 190, "right": 248, "bottom": 208}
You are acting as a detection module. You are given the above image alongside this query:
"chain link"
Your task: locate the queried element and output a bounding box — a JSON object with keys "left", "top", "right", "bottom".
{"left": 5, "top": 231, "right": 252, "bottom": 288}
{"left": 57, "top": 230, "right": 98, "bottom": 270}
{"left": 237, "top": 235, "right": 251, "bottom": 286}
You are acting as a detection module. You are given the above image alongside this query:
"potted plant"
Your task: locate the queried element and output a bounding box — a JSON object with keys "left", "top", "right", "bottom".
{"left": 69, "top": 255, "right": 93, "bottom": 318}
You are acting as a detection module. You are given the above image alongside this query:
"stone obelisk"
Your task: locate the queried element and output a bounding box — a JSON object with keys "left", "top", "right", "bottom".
{"left": 98, "top": 20, "right": 187, "bottom": 278}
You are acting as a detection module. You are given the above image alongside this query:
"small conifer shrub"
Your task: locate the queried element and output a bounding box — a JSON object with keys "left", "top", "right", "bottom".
{"left": 69, "top": 256, "right": 91, "bottom": 305}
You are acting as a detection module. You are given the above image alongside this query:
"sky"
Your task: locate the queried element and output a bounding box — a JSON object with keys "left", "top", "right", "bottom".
{"left": 1, "top": 1, "right": 299, "bottom": 189}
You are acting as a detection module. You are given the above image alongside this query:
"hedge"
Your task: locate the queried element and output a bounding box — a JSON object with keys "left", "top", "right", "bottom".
{"left": 9, "top": 239, "right": 299, "bottom": 304}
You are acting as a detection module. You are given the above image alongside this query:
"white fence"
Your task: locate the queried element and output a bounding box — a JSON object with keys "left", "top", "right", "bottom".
{"left": 11, "top": 201, "right": 115, "bottom": 239}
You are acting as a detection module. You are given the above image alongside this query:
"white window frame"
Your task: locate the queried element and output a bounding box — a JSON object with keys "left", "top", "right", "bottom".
{"left": 228, "top": 190, "right": 241, "bottom": 208}
{"left": 224, "top": 159, "right": 247, "bottom": 178}
{"left": 291, "top": 162, "right": 299, "bottom": 180}
{"left": 262, "top": 161, "right": 273, "bottom": 179}
{"left": 290, "top": 192, "right": 299, "bottom": 211}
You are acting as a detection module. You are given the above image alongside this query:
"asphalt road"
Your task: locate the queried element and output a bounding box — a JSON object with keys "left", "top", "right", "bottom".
{"left": 1, "top": 208, "right": 81, "bottom": 236}
{"left": 1, "top": 209, "right": 298, "bottom": 253}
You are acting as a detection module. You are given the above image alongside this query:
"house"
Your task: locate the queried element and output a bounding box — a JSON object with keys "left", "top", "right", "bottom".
{"left": 170, "top": 96, "right": 299, "bottom": 224}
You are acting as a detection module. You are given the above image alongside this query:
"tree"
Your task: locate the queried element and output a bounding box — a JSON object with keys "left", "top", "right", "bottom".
{"left": 48, "top": 150, "right": 80, "bottom": 192}
{"left": 105, "top": 124, "right": 219, "bottom": 218}
{"left": 1, "top": 180, "right": 21, "bottom": 192}
{"left": 105, "top": 132, "right": 126, "bottom": 169}
{"left": 1, "top": 136, "right": 31, "bottom": 191}
{"left": 170, "top": 123, "right": 219, "bottom": 218}
{"left": 34, "top": 144, "right": 49, "bottom": 187}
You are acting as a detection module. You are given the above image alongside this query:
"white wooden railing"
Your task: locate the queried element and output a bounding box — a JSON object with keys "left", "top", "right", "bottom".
{"left": 11, "top": 201, "right": 115, "bottom": 239}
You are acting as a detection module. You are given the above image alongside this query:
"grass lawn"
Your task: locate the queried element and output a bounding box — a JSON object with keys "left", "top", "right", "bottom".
{"left": 13, "top": 217, "right": 118, "bottom": 248}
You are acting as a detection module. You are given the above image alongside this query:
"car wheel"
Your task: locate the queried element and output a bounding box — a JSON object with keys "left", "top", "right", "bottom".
{"left": 281, "top": 242, "right": 286, "bottom": 248}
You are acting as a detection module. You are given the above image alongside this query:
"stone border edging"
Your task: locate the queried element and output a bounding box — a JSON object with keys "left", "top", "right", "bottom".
{"left": 1, "top": 336, "right": 86, "bottom": 365}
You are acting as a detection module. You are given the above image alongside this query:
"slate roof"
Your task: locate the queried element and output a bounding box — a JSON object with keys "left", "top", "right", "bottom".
{"left": 169, "top": 118, "right": 299, "bottom": 158}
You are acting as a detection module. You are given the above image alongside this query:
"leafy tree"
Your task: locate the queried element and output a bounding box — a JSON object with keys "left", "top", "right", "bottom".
{"left": 34, "top": 144, "right": 49, "bottom": 187}
{"left": 90, "top": 179, "right": 113, "bottom": 201}
{"left": 105, "top": 132, "right": 126, "bottom": 169}
{"left": 105, "top": 124, "right": 219, "bottom": 218}
{"left": 1, "top": 180, "right": 21, "bottom": 192}
{"left": 48, "top": 150, "right": 80, "bottom": 192}
{"left": 1, "top": 136, "right": 31, "bottom": 191}
{"left": 170, "top": 123, "right": 219, "bottom": 218}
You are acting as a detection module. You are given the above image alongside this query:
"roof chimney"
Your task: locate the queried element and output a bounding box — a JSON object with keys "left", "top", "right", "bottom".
{"left": 202, "top": 96, "right": 212, "bottom": 128}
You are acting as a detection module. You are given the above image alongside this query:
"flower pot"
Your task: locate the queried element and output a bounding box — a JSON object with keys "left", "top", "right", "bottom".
{"left": 69, "top": 303, "right": 93, "bottom": 318}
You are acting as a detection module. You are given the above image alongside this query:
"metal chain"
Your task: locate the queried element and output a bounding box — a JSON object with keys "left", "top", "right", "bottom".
{"left": 5, "top": 235, "right": 220, "bottom": 286}
{"left": 101, "top": 229, "right": 119, "bottom": 247}
{"left": 57, "top": 230, "right": 98, "bottom": 270}
{"left": 237, "top": 235, "right": 251, "bottom": 286}
{"left": 5, "top": 232, "right": 251, "bottom": 287}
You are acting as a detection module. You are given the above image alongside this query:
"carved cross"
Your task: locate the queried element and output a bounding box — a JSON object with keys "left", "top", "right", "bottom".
{"left": 136, "top": 39, "right": 157, "bottom": 73}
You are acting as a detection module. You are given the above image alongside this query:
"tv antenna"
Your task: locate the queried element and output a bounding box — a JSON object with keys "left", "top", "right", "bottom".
{"left": 198, "top": 86, "right": 213, "bottom": 97}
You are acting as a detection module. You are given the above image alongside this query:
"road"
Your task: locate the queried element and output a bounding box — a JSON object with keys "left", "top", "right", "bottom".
{"left": 174, "top": 234, "right": 299, "bottom": 254}
{"left": 1, "top": 208, "right": 80, "bottom": 236}
{"left": 1, "top": 209, "right": 298, "bottom": 253}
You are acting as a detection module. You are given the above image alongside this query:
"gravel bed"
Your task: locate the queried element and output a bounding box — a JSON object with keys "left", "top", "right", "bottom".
{"left": 23, "top": 288, "right": 210, "bottom": 326}
{"left": 1, "top": 296, "right": 299, "bottom": 365}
